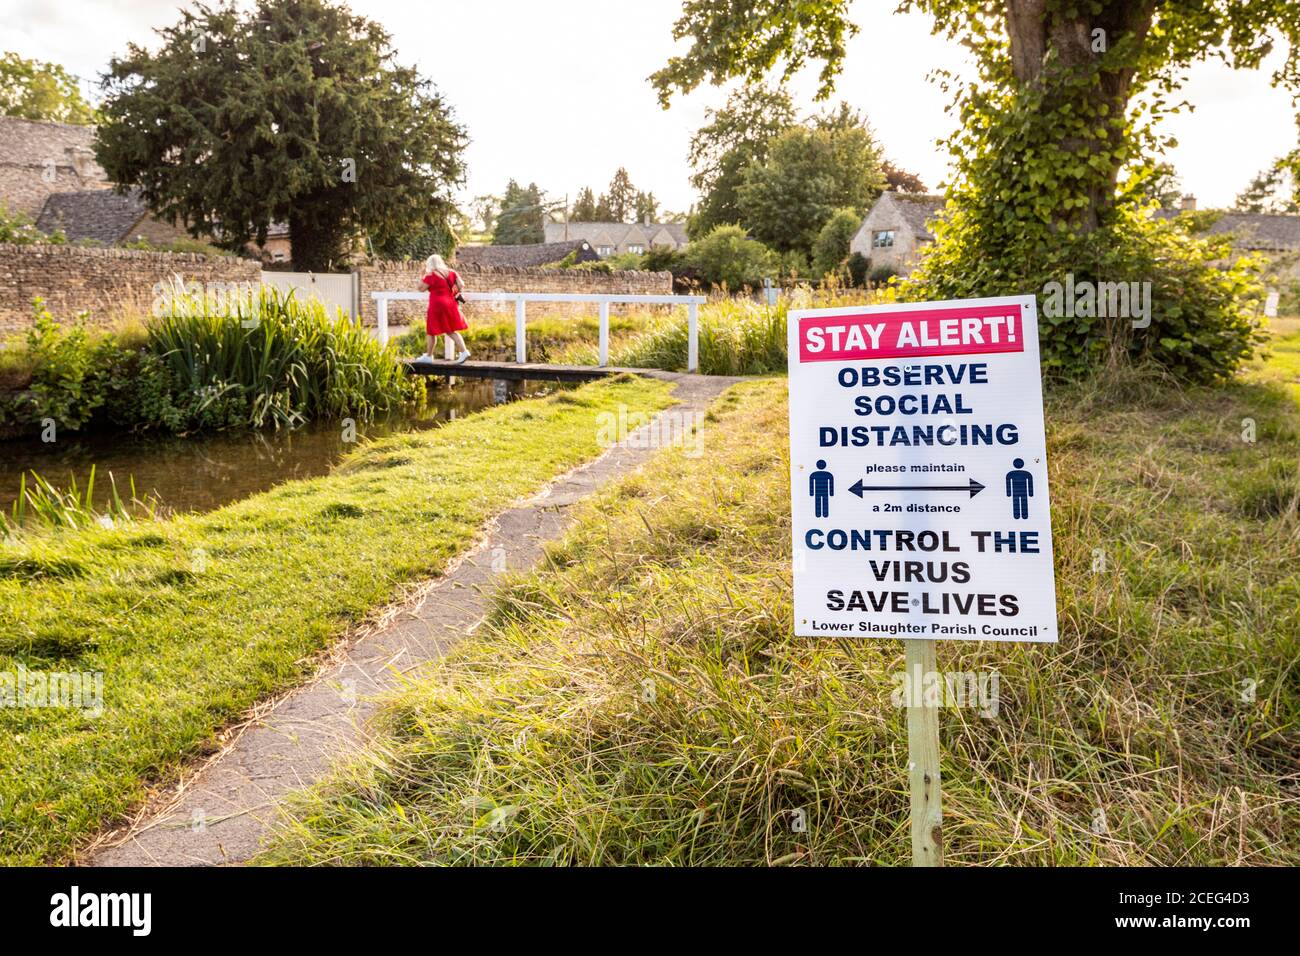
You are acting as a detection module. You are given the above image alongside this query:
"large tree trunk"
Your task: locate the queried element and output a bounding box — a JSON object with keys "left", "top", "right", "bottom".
{"left": 287, "top": 208, "right": 346, "bottom": 273}
{"left": 1004, "top": 0, "right": 1158, "bottom": 233}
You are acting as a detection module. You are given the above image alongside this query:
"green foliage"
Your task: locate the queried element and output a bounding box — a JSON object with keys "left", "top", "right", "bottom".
{"left": 146, "top": 287, "right": 420, "bottom": 430}
{"left": 1139, "top": 161, "right": 1186, "bottom": 211}
{"left": 5, "top": 466, "right": 155, "bottom": 534}
{"left": 681, "top": 224, "right": 778, "bottom": 290}
{"left": 0, "top": 203, "right": 64, "bottom": 245}
{"left": 904, "top": 203, "right": 1265, "bottom": 380}
{"left": 654, "top": 1, "right": 1300, "bottom": 380}
{"left": 95, "top": 0, "right": 467, "bottom": 271}
{"left": 1235, "top": 158, "right": 1299, "bottom": 214}
{"left": 633, "top": 190, "right": 659, "bottom": 223}
{"left": 846, "top": 251, "right": 870, "bottom": 286}
{"left": 651, "top": 0, "right": 856, "bottom": 105}
{"left": 570, "top": 170, "right": 656, "bottom": 225}
{"left": 811, "top": 207, "right": 862, "bottom": 278}
{"left": 569, "top": 187, "right": 600, "bottom": 223}
{"left": 95, "top": 349, "right": 186, "bottom": 433}
{"left": 882, "top": 160, "right": 926, "bottom": 194}
{"left": 22, "top": 303, "right": 104, "bottom": 430}
{"left": 688, "top": 85, "right": 796, "bottom": 238}
{"left": 493, "top": 180, "right": 548, "bottom": 244}
{"left": 779, "top": 248, "right": 812, "bottom": 282}
{"left": 869, "top": 263, "right": 899, "bottom": 284}
{"left": 641, "top": 244, "right": 686, "bottom": 276}
{"left": 736, "top": 110, "right": 884, "bottom": 255}
{"left": 370, "top": 216, "right": 457, "bottom": 261}
{"left": 2, "top": 290, "right": 419, "bottom": 436}
{"left": 0, "top": 52, "right": 98, "bottom": 123}
{"left": 604, "top": 168, "right": 637, "bottom": 223}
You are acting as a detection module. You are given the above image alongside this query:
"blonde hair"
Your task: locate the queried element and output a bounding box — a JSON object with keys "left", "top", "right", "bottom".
{"left": 425, "top": 254, "right": 449, "bottom": 276}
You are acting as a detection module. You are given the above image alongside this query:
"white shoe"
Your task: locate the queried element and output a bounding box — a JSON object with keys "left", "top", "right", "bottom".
{"left": 412, "top": 354, "right": 434, "bottom": 364}
{"left": 453, "top": 350, "right": 471, "bottom": 365}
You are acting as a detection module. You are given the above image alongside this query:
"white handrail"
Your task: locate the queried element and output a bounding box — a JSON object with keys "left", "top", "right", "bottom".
{"left": 370, "top": 291, "right": 705, "bottom": 372}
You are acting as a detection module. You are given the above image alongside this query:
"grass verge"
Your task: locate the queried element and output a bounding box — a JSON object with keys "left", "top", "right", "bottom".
{"left": 0, "top": 374, "right": 674, "bottom": 864}
{"left": 1252, "top": 315, "right": 1300, "bottom": 403}
{"left": 260, "top": 373, "right": 1298, "bottom": 866}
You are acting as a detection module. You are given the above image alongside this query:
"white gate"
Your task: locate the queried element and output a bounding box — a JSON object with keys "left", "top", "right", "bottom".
{"left": 261, "top": 271, "right": 358, "bottom": 320}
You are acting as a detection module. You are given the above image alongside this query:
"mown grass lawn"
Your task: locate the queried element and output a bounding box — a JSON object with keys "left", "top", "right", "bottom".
{"left": 260, "top": 371, "right": 1299, "bottom": 866}
{"left": 0, "top": 374, "right": 674, "bottom": 864}
{"left": 1253, "top": 315, "right": 1300, "bottom": 402}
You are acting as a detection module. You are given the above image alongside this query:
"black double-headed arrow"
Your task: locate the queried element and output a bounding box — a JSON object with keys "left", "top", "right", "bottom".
{"left": 849, "top": 477, "right": 985, "bottom": 498}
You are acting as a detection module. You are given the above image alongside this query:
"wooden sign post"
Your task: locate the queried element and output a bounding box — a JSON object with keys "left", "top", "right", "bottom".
{"left": 786, "top": 295, "right": 1059, "bottom": 867}
{"left": 905, "top": 639, "right": 943, "bottom": 866}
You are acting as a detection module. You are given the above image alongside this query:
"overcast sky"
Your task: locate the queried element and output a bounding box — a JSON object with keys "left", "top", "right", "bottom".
{"left": 3, "top": 0, "right": 1296, "bottom": 214}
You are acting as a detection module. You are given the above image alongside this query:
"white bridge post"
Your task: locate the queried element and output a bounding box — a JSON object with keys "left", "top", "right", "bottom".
{"left": 377, "top": 296, "right": 389, "bottom": 347}
{"left": 598, "top": 301, "right": 610, "bottom": 367}
{"left": 687, "top": 301, "right": 699, "bottom": 373}
{"left": 515, "top": 297, "right": 527, "bottom": 364}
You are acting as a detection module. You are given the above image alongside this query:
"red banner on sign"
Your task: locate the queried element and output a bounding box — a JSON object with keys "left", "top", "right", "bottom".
{"left": 797, "top": 304, "right": 1027, "bottom": 363}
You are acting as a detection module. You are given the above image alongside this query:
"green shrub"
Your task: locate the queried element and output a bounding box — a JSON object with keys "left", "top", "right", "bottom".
{"left": 869, "top": 263, "right": 899, "bottom": 284}
{"left": 641, "top": 245, "right": 683, "bottom": 274}
{"left": 780, "top": 248, "right": 811, "bottom": 282}
{"left": 811, "top": 207, "right": 862, "bottom": 279}
{"left": 902, "top": 202, "right": 1265, "bottom": 381}
{"left": 23, "top": 301, "right": 105, "bottom": 430}
{"left": 846, "top": 251, "right": 870, "bottom": 287}
{"left": 0, "top": 203, "right": 64, "bottom": 245}
{"left": 95, "top": 348, "right": 186, "bottom": 432}
{"left": 2, "top": 289, "right": 421, "bottom": 437}
{"left": 682, "top": 225, "right": 778, "bottom": 290}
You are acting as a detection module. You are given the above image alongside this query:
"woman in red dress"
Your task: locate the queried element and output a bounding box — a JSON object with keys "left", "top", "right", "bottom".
{"left": 415, "top": 254, "right": 470, "bottom": 365}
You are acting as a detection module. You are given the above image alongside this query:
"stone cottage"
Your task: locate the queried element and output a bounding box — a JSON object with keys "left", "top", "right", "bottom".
{"left": 544, "top": 219, "right": 687, "bottom": 257}
{"left": 0, "top": 115, "right": 110, "bottom": 218}
{"left": 849, "top": 191, "right": 947, "bottom": 276}
{"left": 1, "top": 115, "right": 289, "bottom": 260}
{"left": 1157, "top": 198, "right": 1300, "bottom": 280}
{"left": 36, "top": 187, "right": 192, "bottom": 246}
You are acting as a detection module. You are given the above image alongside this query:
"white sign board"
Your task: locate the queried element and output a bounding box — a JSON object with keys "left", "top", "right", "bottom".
{"left": 788, "top": 295, "right": 1057, "bottom": 642}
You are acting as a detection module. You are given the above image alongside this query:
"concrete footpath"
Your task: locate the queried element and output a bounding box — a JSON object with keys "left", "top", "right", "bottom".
{"left": 88, "top": 372, "right": 740, "bottom": 866}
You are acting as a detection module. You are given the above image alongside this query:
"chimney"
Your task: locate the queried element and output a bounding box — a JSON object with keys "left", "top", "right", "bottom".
{"left": 66, "top": 146, "right": 97, "bottom": 181}
{"left": 644, "top": 211, "right": 651, "bottom": 227}
{"left": 1180, "top": 194, "right": 1197, "bottom": 212}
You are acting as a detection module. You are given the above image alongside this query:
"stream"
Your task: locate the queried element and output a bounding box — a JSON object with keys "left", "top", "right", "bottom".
{"left": 0, "top": 378, "right": 565, "bottom": 519}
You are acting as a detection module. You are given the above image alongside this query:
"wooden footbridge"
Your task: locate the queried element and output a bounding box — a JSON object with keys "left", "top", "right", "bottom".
{"left": 402, "top": 359, "right": 641, "bottom": 382}
{"left": 372, "top": 291, "right": 707, "bottom": 379}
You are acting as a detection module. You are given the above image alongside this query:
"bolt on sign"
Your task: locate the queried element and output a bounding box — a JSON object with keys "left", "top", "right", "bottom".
{"left": 787, "top": 295, "right": 1058, "bottom": 643}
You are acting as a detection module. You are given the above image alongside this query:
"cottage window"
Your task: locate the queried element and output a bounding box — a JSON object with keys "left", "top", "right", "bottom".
{"left": 872, "top": 230, "right": 896, "bottom": 248}
{"left": 597, "top": 245, "right": 614, "bottom": 256}
{"left": 627, "top": 244, "right": 644, "bottom": 254}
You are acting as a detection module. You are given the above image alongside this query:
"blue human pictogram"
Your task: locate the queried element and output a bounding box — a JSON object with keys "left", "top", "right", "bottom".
{"left": 810, "top": 459, "right": 835, "bottom": 518}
